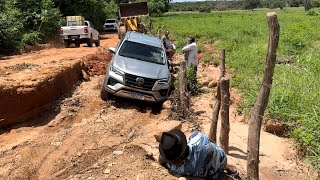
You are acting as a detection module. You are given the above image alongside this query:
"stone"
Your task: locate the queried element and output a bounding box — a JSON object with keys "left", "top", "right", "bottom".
{"left": 178, "top": 177, "right": 187, "bottom": 180}
{"left": 113, "top": 151, "right": 123, "bottom": 155}
{"left": 103, "top": 169, "right": 111, "bottom": 174}
{"left": 51, "top": 142, "right": 62, "bottom": 146}
{"left": 154, "top": 121, "right": 182, "bottom": 142}
{"left": 136, "top": 174, "right": 146, "bottom": 180}
{"left": 263, "top": 119, "right": 288, "bottom": 136}
{"left": 108, "top": 163, "right": 114, "bottom": 167}
{"left": 81, "top": 70, "right": 90, "bottom": 81}
{"left": 5, "top": 72, "right": 10, "bottom": 75}
{"left": 208, "top": 80, "right": 218, "bottom": 88}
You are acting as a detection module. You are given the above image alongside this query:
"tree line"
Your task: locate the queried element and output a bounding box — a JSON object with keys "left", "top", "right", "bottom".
{"left": 170, "top": 0, "right": 320, "bottom": 12}
{"left": 0, "top": 0, "right": 170, "bottom": 54}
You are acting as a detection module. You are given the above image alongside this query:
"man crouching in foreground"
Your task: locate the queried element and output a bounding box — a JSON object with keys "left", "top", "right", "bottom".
{"left": 158, "top": 129, "right": 238, "bottom": 179}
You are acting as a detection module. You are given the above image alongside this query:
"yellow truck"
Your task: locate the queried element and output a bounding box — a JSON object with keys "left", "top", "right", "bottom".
{"left": 117, "top": 2, "right": 151, "bottom": 39}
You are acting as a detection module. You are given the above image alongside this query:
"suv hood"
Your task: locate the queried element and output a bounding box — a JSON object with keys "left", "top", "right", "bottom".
{"left": 113, "top": 55, "right": 169, "bottom": 80}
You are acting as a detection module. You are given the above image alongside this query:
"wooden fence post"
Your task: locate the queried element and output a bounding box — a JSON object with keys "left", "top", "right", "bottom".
{"left": 180, "top": 60, "right": 189, "bottom": 118}
{"left": 219, "top": 77, "right": 230, "bottom": 154}
{"left": 247, "top": 12, "right": 280, "bottom": 180}
{"left": 209, "top": 49, "right": 226, "bottom": 142}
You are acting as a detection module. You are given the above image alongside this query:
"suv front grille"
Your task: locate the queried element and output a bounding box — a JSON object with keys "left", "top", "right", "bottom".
{"left": 124, "top": 73, "right": 157, "bottom": 91}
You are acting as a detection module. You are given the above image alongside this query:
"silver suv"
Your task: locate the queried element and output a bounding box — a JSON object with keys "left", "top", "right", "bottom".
{"left": 101, "top": 31, "right": 171, "bottom": 105}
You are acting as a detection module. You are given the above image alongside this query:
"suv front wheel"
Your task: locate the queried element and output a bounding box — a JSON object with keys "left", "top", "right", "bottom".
{"left": 100, "top": 85, "right": 110, "bottom": 101}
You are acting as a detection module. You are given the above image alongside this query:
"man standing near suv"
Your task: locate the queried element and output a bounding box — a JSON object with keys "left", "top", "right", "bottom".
{"left": 161, "top": 30, "right": 176, "bottom": 60}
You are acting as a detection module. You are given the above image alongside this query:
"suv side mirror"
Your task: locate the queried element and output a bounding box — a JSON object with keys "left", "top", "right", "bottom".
{"left": 108, "top": 47, "right": 116, "bottom": 54}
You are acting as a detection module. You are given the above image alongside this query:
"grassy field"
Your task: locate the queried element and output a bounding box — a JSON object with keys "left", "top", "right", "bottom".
{"left": 153, "top": 7, "right": 320, "bottom": 170}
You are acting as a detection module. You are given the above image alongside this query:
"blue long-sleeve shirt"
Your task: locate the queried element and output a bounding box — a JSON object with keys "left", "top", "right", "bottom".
{"left": 166, "top": 131, "right": 227, "bottom": 179}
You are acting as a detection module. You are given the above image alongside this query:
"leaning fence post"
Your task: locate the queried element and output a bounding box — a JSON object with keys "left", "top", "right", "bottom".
{"left": 219, "top": 77, "right": 230, "bottom": 154}
{"left": 247, "top": 12, "right": 280, "bottom": 180}
{"left": 180, "top": 60, "right": 189, "bottom": 118}
{"left": 209, "top": 49, "right": 226, "bottom": 142}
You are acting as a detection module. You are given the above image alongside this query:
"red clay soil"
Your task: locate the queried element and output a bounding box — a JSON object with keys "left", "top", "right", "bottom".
{"left": 83, "top": 52, "right": 112, "bottom": 76}
{"left": 0, "top": 34, "right": 118, "bottom": 128}
{"left": 0, "top": 60, "right": 82, "bottom": 128}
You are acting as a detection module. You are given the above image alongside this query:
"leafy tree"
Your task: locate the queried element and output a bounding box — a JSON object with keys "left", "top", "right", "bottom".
{"left": 244, "top": 0, "right": 261, "bottom": 10}
{"left": 287, "top": 0, "right": 303, "bottom": 7}
{"left": 304, "top": 0, "right": 312, "bottom": 11}
{"left": 313, "top": 0, "right": 320, "bottom": 7}
{"left": 148, "top": 0, "right": 166, "bottom": 16}
{"left": 0, "top": 1, "right": 24, "bottom": 53}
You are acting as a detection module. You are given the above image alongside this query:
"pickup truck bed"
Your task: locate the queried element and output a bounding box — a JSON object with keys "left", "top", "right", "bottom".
{"left": 60, "top": 20, "right": 100, "bottom": 48}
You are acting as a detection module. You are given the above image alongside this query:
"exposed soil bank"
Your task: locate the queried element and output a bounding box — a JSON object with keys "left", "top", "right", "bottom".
{"left": 0, "top": 61, "right": 82, "bottom": 128}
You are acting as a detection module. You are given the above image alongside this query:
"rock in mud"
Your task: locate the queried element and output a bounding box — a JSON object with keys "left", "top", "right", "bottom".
{"left": 154, "top": 121, "right": 182, "bottom": 142}
{"left": 81, "top": 69, "right": 90, "bottom": 81}
{"left": 113, "top": 151, "right": 124, "bottom": 155}
{"left": 103, "top": 168, "right": 111, "bottom": 174}
{"left": 136, "top": 174, "right": 146, "bottom": 180}
{"left": 208, "top": 80, "right": 217, "bottom": 88}
{"left": 263, "top": 119, "right": 289, "bottom": 136}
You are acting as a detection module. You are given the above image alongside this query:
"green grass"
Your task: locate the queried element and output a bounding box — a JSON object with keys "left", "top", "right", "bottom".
{"left": 153, "top": 7, "right": 320, "bottom": 170}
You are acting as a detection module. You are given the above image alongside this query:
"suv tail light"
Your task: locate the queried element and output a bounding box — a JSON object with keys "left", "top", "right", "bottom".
{"left": 60, "top": 28, "right": 63, "bottom": 34}
{"left": 84, "top": 27, "right": 88, "bottom": 33}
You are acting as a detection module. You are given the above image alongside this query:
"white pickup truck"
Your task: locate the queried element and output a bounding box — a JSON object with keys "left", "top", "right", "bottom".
{"left": 60, "top": 20, "right": 100, "bottom": 48}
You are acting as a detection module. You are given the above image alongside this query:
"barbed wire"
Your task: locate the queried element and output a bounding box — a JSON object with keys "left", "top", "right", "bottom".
{"left": 200, "top": 113, "right": 306, "bottom": 180}
{"left": 238, "top": 81, "right": 320, "bottom": 92}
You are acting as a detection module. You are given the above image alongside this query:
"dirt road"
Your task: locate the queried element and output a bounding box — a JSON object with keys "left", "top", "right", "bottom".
{"left": 0, "top": 33, "right": 316, "bottom": 179}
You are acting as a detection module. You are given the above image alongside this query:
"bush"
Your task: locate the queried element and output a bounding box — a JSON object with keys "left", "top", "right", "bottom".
{"left": 187, "top": 65, "right": 199, "bottom": 94}
{"left": 199, "top": 6, "right": 211, "bottom": 13}
{"left": 21, "top": 32, "right": 41, "bottom": 46}
{"left": 307, "top": 8, "right": 319, "bottom": 16}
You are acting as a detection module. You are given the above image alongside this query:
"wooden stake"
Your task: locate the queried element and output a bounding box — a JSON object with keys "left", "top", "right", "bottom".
{"left": 219, "top": 77, "right": 230, "bottom": 154}
{"left": 247, "top": 12, "right": 280, "bottom": 180}
{"left": 209, "top": 49, "right": 226, "bottom": 142}
{"left": 179, "top": 60, "right": 189, "bottom": 118}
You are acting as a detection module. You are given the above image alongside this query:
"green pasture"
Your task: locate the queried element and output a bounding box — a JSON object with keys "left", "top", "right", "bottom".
{"left": 153, "top": 7, "right": 320, "bottom": 170}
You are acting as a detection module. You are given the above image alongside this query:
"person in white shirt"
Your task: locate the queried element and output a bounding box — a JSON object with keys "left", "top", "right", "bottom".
{"left": 182, "top": 36, "right": 198, "bottom": 76}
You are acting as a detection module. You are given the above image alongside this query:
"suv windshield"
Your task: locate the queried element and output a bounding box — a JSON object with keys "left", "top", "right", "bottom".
{"left": 106, "top": 20, "right": 116, "bottom": 23}
{"left": 118, "top": 41, "right": 165, "bottom": 65}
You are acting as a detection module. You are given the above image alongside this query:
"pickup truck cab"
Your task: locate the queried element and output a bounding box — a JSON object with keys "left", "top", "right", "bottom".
{"left": 101, "top": 31, "right": 171, "bottom": 106}
{"left": 104, "top": 19, "right": 118, "bottom": 31}
{"left": 60, "top": 20, "right": 100, "bottom": 48}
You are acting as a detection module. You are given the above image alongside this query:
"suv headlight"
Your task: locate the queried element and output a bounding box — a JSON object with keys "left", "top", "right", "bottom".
{"left": 157, "top": 76, "right": 171, "bottom": 84}
{"left": 110, "top": 65, "right": 124, "bottom": 76}
{"left": 157, "top": 79, "right": 169, "bottom": 84}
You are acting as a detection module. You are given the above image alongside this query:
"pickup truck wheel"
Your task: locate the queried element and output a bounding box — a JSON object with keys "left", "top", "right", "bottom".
{"left": 87, "top": 35, "right": 93, "bottom": 47}
{"left": 100, "top": 85, "right": 110, "bottom": 101}
{"left": 75, "top": 43, "right": 80, "bottom": 48}
{"left": 95, "top": 37, "right": 100, "bottom": 47}
{"left": 64, "top": 41, "right": 70, "bottom": 48}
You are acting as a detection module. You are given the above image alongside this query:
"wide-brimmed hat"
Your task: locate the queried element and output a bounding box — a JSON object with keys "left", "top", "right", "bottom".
{"left": 159, "top": 129, "right": 187, "bottom": 161}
